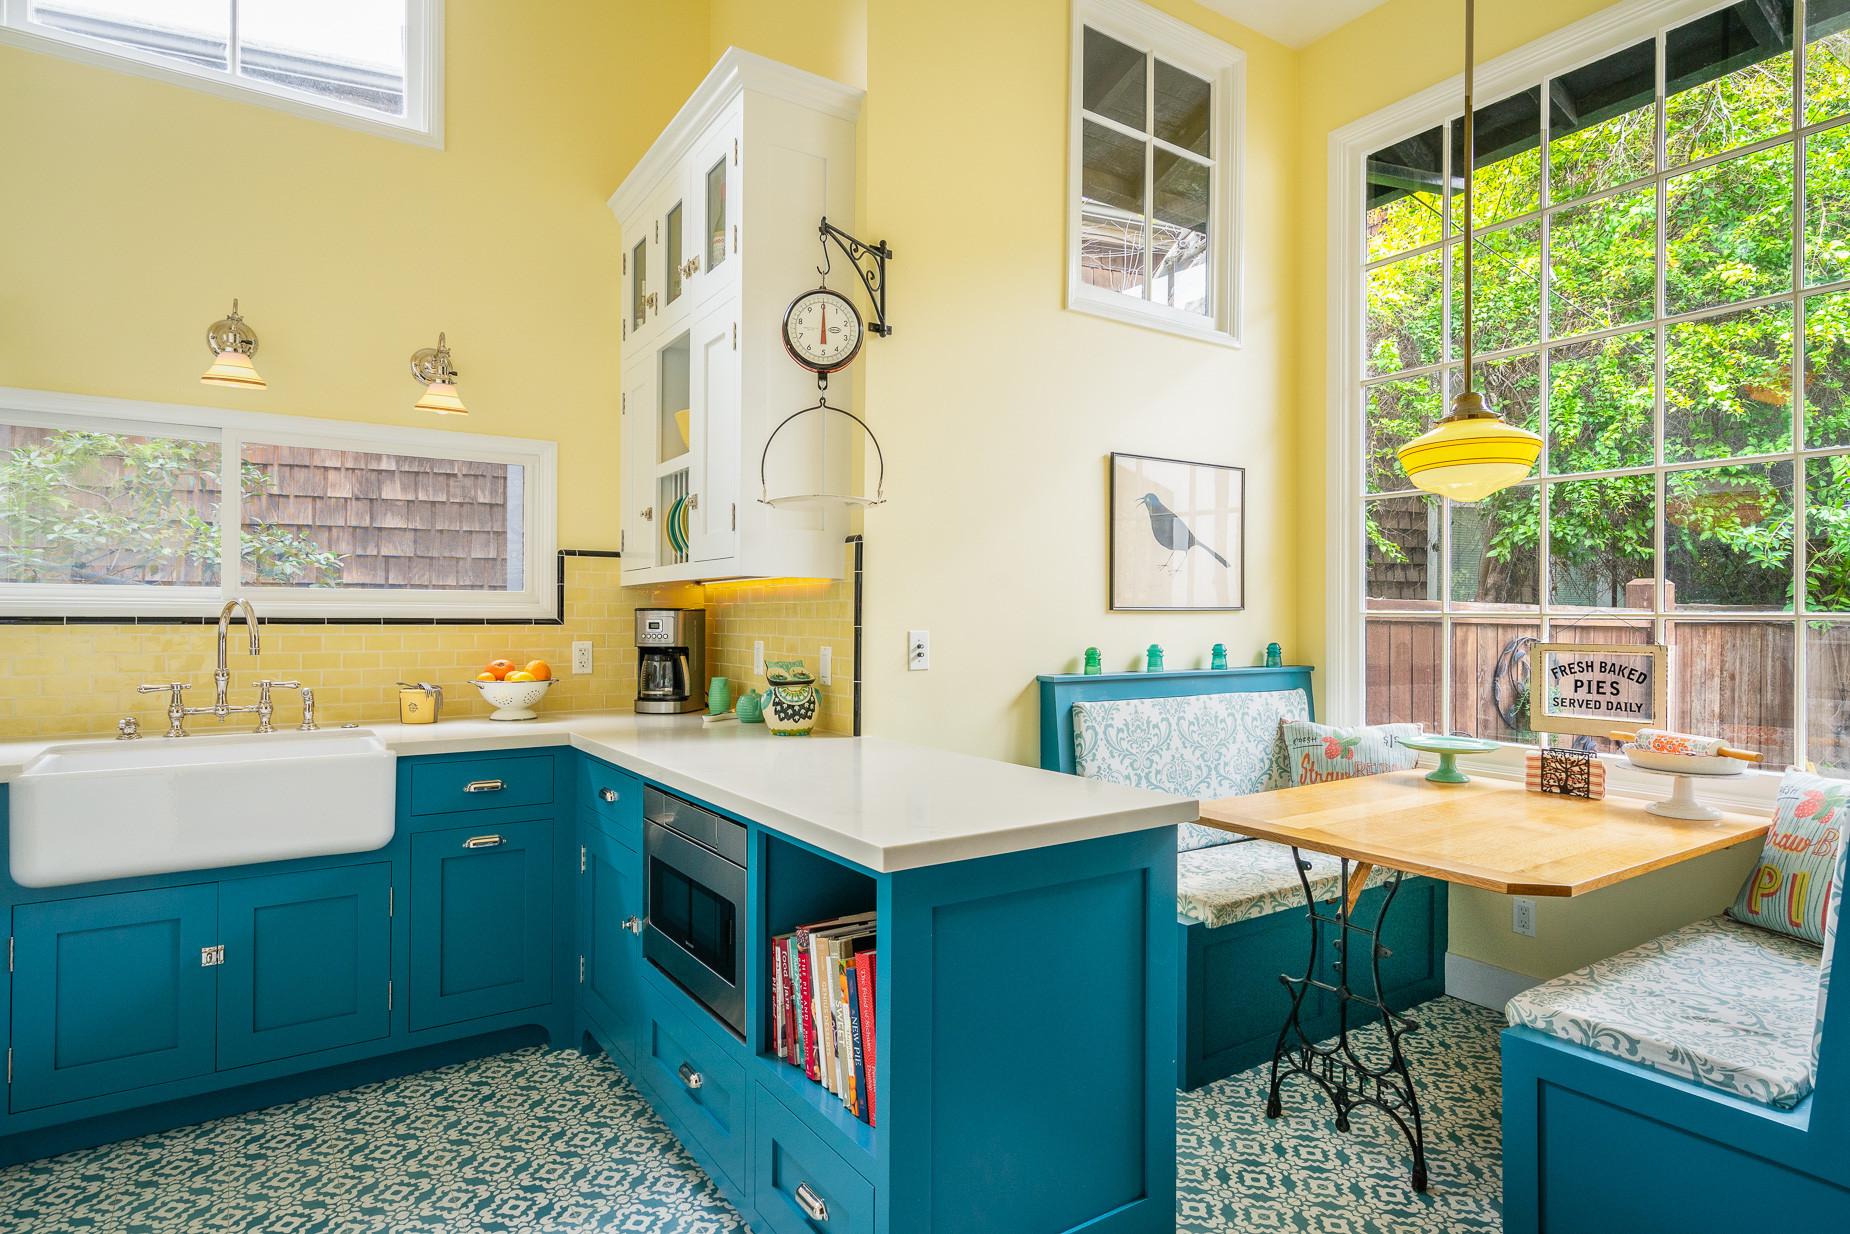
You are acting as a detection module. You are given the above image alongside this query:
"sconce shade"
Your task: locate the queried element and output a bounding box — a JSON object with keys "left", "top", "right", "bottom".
{"left": 1395, "top": 398, "right": 1542, "bottom": 503}
{"left": 414, "top": 381, "right": 467, "bottom": 415}
{"left": 200, "top": 349, "right": 266, "bottom": 389}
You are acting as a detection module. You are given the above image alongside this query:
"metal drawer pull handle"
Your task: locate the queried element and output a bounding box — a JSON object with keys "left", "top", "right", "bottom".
{"left": 463, "top": 835, "right": 504, "bottom": 849}
{"left": 623, "top": 915, "right": 643, "bottom": 935}
{"left": 464, "top": 779, "right": 505, "bottom": 793}
{"left": 600, "top": 788, "right": 618, "bottom": 803}
{"left": 678, "top": 1062, "right": 703, "bottom": 1090}
{"left": 795, "top": 1183, "right": 828, "bottom": 1222}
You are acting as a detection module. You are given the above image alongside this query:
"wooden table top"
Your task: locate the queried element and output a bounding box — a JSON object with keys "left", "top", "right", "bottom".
{"left": 1196, "top": 770, "right": 1770, "bottom": 897}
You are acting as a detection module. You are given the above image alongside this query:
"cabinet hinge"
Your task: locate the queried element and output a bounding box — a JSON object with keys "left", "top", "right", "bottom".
{"left": 733, "top": 322, "right": 737, "bottom": 349}
{"left": 388, "top": 887, "right": 394, "bottom": 917}
{"left": 6, "top": 1048, "right": 10, "bottom": 1085}
{"left": 580, "top": 844, "right": 586, "bottom": 873}
{"left": 388, "top": 980, "right": 394, "bottom": 1011}
{"left": 6, "top": 936, "right": 12, "bottom": 973}
{"left": 731, "top": 502, "right": 737, "bottom": 531}
{"left": 733, "top": 224, "right": 738, "bottom": 253}
{"left": 655, "top": 219, "right": 660, "bottom": 243}
{"left": 620, "top": 529, "right": 626, "bottom": 552}
{"left": 578, "top": 955, "right": 585, "bottom": 983}
{"left": 622, "top": 251, "right": 627, "bottom": 275}
{"left": 201, "top": 944, "right": 224, "bottom": 967}
{"left": 734, "top": 137, "right": 738, "bottom": 165}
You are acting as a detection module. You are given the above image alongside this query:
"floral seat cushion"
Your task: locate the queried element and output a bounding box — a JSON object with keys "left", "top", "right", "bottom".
{"left": 1177, "top": 839, "right": 1394, "bottom": 930}
{"left": 1506, "top": 915, "right": 1822, "bottom": 1110}
{"left": 1072, "top": 689, "right": 1309, "bottom": 852}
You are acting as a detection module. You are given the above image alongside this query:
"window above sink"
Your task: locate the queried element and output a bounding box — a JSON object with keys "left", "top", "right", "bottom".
{"left": 0, "top": 386, "right": 558, "bottom": 621}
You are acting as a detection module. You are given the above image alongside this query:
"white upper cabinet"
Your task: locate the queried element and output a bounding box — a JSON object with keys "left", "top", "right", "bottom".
{"left": 609, "top": 49, "right": 861, "bottom": 584}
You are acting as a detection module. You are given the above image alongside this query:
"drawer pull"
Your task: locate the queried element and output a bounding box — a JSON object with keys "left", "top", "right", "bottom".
{"left": 464, "top": 779, "right": 505, "bottom": 793}
{"left": 795, "top": 1183, "right": 828, "bottom": 1222}
{"left": 678, "top": 1062, "right": 704, "bottom": 1090}
{"left": 463, "top": 834, "right": 505, "bottom": 849}
{"left": 600, "top": 788, "right": 619, "bottom": 803}
{"left": 623, "top": 915, "right": 643, "bottom": 935}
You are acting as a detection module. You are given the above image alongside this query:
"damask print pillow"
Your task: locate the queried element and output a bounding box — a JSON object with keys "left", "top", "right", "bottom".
{"left": 1281, "top": 720, "right": 1421, "bottom": 786}
{"left": 1729, "top": 768, "right": 1848, "bottom": 946}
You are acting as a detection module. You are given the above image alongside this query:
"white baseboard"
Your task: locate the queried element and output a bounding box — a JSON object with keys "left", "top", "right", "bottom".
{"left": 1445, "top": 952, "right": 1541, "bottom": 1012}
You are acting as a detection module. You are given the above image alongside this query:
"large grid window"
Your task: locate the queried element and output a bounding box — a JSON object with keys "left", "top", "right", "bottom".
{"left": 1361, "top": 0, "right": 1850, "bottom": 773}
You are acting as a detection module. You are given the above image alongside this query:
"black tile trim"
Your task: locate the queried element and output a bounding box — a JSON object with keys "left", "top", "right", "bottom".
{"left": 0, "top": 548, "right": 620, "bottom": 628}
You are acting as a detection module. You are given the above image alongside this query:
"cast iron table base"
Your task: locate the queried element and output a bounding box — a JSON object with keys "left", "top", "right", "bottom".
{"left": 1263, "top": 850, "right": 1429, "bottom": 1192}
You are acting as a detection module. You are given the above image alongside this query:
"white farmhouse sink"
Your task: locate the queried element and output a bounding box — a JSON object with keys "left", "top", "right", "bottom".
{"left": 9, "top": 730, "right": 396, "bottom": 888}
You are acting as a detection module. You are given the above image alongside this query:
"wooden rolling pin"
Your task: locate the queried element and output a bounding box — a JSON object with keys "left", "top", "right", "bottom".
{"left": 1609, "top": 730, "right": 1764, "bottom": 763}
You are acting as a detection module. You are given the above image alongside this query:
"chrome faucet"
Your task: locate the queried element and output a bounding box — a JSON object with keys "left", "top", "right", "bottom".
{"left": 214, "top": 598, "right": 261, "bottom": 720}
{"left": 135, "top": 598, "right": 313, "bottom": 736}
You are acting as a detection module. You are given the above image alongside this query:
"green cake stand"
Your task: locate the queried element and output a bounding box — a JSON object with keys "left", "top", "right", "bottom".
{"left": 1398, "top": 734, "right": 1501, "bottom": 784}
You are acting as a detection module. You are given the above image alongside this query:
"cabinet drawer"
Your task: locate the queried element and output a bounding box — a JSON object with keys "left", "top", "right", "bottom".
{"left": 577, "top": 758, "right": 643, "bottom": 840}
{"left": 637, "top": 975, "right": 746, "bottom": 1190}
{"left": 752, "top": 1084, "right": 876, "bottom": 1234}
{"left": 408, "top": 754, "right": 554, "bottom": 817}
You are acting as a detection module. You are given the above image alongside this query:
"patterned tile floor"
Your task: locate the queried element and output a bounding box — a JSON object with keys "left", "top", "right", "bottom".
{"left": 0, "top": 996, "right": 1504, "bottom": 1233}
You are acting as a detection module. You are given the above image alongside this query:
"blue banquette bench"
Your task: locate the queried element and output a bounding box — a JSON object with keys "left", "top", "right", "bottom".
{"left": 1037, "top": 666, "right": 1447, "bottom": 1090}
{"left": 1500, "top": 821, "right": 1849, "bottom": 1228}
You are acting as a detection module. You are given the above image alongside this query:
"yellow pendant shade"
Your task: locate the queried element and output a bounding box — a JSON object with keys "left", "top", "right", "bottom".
{"left": 414, "top": 381, "right": 467, "bottom": 415}
{"left": 200, "top": 349, "right": 266, "bottom": 389}
{"left": 1396, "top": 399, "right": 1541, "bottom": 503}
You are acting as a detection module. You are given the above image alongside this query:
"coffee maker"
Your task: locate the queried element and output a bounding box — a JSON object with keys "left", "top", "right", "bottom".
{"left": 634, "top": 608, "right": 705, "bottom": 714}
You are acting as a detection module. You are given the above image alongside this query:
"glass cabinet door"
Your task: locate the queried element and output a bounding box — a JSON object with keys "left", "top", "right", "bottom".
{"left": 705, "top": 153, "right": 727, "bottom": 274}
{"left": 631, "top": 236, "right": 649, "bottom": 334}
{"left": 665, "top": 201, "right": 685, "bottom": 306}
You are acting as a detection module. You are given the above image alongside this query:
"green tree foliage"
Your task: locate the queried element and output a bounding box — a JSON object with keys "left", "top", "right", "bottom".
{"left": 0, "top": 430, "right": 342, "bottom": 587}
{"left": 1364, "top": 37, "right": 1850, "bottom": 614}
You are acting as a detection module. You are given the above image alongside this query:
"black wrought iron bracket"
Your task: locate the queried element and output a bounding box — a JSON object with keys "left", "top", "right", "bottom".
{"left": 1266, "top": 853, "right": 1430, "bottom": 1193}
{"left": 819, "top": 217, "right": 893, "bottom": 337}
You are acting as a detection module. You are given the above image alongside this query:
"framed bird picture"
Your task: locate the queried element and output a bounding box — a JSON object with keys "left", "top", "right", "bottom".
{"left": 1109, "top": 452, "right": 1244, "bottom": 611}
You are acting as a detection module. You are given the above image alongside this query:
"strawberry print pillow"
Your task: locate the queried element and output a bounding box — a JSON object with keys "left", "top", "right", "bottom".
{"left": 1280, "top": 720, "right": 1422, "bottom": 786}
{"left": 1730, "top": 768, "right": 1847, "bottom": 946}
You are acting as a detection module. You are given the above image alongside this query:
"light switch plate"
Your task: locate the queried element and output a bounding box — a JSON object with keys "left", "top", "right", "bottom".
{"left": 908, "top": 630, "right": 930, "bottom": 671}
{"left": 819, "top": 646, "right": 832, "bottom": 685}
{"left": 754, "top": 641, "right": 765, "bottom": 675}
{"left": 571, "top": 641, "right": 593, "bottom": 674}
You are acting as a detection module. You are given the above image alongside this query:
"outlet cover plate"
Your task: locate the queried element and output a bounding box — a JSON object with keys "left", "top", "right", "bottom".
{"left": 571, "top": 641, "right": 593, "bottom": 674}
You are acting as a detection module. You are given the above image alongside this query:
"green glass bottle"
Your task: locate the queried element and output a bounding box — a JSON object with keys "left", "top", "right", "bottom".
{"left": 1083, "top": 647, "right": 1102, "bottom": 675}
{"left": 1266, "top": 642, "right": 1283, "bottom": 668}
{"left": 1146, "top": 644, "right": 1163, "bottom": 672}
{"left": 1210, "top": 644, "right": 1228, "bottom": 670}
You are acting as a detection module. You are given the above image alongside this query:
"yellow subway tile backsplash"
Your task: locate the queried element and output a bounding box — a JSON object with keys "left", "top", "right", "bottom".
{"left": 0, "top": 549, "right": 859, "bottom": 740}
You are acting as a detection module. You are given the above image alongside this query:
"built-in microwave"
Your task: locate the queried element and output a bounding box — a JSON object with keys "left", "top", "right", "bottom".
{"left": 642, "top": 786, "right": 748, "bottom": 1039}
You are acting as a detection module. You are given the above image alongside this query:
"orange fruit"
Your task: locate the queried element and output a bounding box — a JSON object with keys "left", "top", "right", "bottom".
{"left": 475, "top": 672, "right": 497, "bottom": 682}
{"left": 525, "top": 659, "right": 552, "bottom": 680}
{"left": 505, "top": 670, "right": 537, "bottom": 682}
{"left": 486, "top": 659, "right": 515, "bottom": 680}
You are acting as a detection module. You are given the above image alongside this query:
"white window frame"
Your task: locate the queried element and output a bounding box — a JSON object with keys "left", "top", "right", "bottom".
{"left": 0, "top": 0, "right": 444, "bottom": 148}
{"left": 0, "top": 386, "right": 556, "bottom": 620}
{"left": 1325, "top": 0, "right": 1839, "bottom": 811}
{"left": 1067, "top": 0, "right": 1245, "bottom": 347}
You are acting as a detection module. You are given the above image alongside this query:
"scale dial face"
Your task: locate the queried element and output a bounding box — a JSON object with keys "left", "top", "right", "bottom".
{"left": 782, "top": 288, "right": 864, "bottom": 373}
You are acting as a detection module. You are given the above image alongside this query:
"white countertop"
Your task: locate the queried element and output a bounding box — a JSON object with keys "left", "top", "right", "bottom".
{"left": 0, "top": 712, "right": 1195, "bottom": 873}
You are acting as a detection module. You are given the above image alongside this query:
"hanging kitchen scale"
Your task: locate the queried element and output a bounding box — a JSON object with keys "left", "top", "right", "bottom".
{"left": 759, "top": 219, "right": 891, "bottom": 508}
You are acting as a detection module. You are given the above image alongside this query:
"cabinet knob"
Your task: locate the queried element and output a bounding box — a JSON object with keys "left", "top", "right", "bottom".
{"left": 795, "top": 1183, "right": 828, "bottom": 1222}
{"left": 678, "top": 1062, "right": 704, "bottom": 1090}
{"left": 688, "top": 493, "right": 699, "bottom": 511}
{"left": 622, "top": 915, "right": 643, "bottom": 935}
{"left": 680, "top": 255, "right": 700, "bottom": 279}
{"left": 600, "top": 787, "right": 619, "bottom": 803}
{"left": 642, "top": 506, "right": 654, "bottom": 522}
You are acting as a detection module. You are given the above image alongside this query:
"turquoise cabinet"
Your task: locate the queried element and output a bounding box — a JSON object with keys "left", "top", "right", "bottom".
{"left": 635, "top": 970, "right": 747, "bottom": 1194}
{"left": 216, "top": 864, "right": 393, "bottom": 1070}
{"left": 408, "top": 819, "right": 553, "bottom": 1031}
{"left": 578, "top": 816, "right": 643, "bottom": 1064}
{"left": 751, "top": 1083, "right": 876, "bottom": 1234}
{"left": 10, "top": 885, "right": 219, "bottom": 1112}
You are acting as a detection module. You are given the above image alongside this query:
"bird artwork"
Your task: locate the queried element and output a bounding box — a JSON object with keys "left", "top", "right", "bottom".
{"left": 1137, "top": 492, "right": 1229, "bottom": 574}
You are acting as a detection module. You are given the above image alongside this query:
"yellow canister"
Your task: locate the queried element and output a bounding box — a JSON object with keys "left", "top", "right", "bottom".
{"left": 398, "top": 682, "right": 443, "bottom": 725}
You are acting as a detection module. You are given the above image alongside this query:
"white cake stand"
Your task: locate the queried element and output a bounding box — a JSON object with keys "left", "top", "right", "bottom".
{"left": 1628, "top": 761, "right": 1746, "bottom": 821}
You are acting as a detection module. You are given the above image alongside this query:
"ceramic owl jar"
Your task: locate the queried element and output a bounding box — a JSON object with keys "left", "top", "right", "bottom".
{"left": 763, "top": 658, "right": 820, "bottom": 736}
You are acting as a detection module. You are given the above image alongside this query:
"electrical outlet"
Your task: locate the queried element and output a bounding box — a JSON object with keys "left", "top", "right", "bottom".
{"left": 1512, "top": 897, "right": 1536, "bottom": 938}
{"left": 908, "top": 630, "right": 930, "bottom": 671}
{"left": 754, "top": 641, "right": 765, "bottom": 676}
{"left": 819, "top": 646, "right": 832, "bottom": 685}
{"left": 571, "top": 641, "right": 593, "bottom": 674}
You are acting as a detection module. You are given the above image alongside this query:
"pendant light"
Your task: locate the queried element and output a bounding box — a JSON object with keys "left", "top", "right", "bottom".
{"left": 1395, "top": 0, "right": 1540, "bottom": 503}
{"left": 200, "top": 299, "right": 266, "bottom": 389}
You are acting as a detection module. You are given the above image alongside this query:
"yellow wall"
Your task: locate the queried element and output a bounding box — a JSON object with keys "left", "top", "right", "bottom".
{"left": 854, "top": 0, "right": 1303, "bottom": 764}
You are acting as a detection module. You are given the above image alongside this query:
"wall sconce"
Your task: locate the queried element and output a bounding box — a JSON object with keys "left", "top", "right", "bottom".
{"left": 410, "top": 332, "right": 466, "bottom": 415}
{"left": 200, "top": 299, "right": 266, "bottom": 389}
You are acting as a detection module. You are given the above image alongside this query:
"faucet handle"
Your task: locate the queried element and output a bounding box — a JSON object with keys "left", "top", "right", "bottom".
{"left": 137, "top": 682, "right": 190, "bottom": 694}
{"left": 116, "top": 716, "right": 141, "bottom": 740}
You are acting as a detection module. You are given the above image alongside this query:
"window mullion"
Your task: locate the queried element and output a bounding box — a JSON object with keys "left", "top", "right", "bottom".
{"left": 1144, "top": 49, "right": 1155, "bottom": 302}
{"left": 227, "top": 0, "right": 238, "bottom": 80}
{"left": 1794, "top": 0, "right": 1811, "bottom": 767}
{"left": 219, "top": 429, "right": 241, "bottom": 601}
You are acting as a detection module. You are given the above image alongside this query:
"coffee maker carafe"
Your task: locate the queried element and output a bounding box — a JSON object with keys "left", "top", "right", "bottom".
{"left": 635, "top": 608, "right": 705, "bottom": 714}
